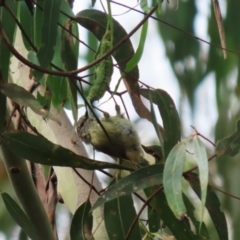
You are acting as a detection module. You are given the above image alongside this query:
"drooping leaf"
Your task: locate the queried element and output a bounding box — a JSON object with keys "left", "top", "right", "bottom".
{"left": 193, "top": 136, "right": 208, "bottom": 223}
{"left": 149, "top": 91, "right": 164, "bottom": 148}
{"left": 216, "top": 119, "right": 240, "bottom": 157}
{"left": 1, "top": 131, "right": 131, "bottom": 171}
{"left": 36, "top": 0, "right": 61, "bottom": 69}
{"left": 163, "top": 141, "right": 187, "bottom": 219}
{"left": 60, "top": 21, "right": 78, "bottom": 121}
{"left": 0, "top": 0, "right": 18, "bottom": 81}
{"left": 20, "top": 1, "right": 34, "bottom": 50}
{"left": 75, "top": 9, "right": 139, "bottom": 88}
{"left": 140, "top": 88, "right": 181, "bottom": 158}
{"left": 125, "top": 19, "right": 148, "bottom": 73}
{"left": 144, "top": 187, "right": 196, "bottom": 239}
{"left": 46, "top": 75, "right": 67, "bottom": 110}
{"left": 92, "top": 164, "right": 164, "bottom": 210}
{"left": 212, "top": 0, "right": 226, "bottom": 59}
{"left": 1, "top": 192, "right": 38, "bottom": 240}
{"left": 0, "top": 82, "right": 61, "bottom": 125}
{"left": 104, "top": 178, "right": 142, "bottom": 240}
{"left": 140, "top": 0, "right": 151, "bottom": 13}
{"left": 182, "top": 193, "right": 210, "bottom": 239}
{"left": 70, "top": 200, "right": 93, "bottom": 240}
{"left": 186, "top": 173, "right": 228, "bottom": 240}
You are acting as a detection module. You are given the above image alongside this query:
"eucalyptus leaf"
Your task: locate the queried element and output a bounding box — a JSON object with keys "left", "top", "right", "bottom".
{"left": 1, "top": 192, "right": 38, "bottom": 240}
{"left": 140, "top": 88, "right": 181, "bottom": 158}
{"left": 193, "top": 136, "right": 208, "bottom": 224}
{"left": 163, "top": 141, "right": 187, "bottom": 219}
{"left": 1, "top": 131, "right": 131, "bottom": 171}
{"left": 0, "top": 82, "right": 61, "bottom": 125}
{"left": 216, "top": 119, "right": 240, "bottom": 157}
{"left": 92, "top": 164, "right": 164, "bottom": 210}
{"left": 70, "top": 200, "right": 93, "bottom": 240}
{"left": 104, "top": 178, "right": 142, "bottom": 240}
{"left": 186, "top": 173, "right": 228, "bottom": 240}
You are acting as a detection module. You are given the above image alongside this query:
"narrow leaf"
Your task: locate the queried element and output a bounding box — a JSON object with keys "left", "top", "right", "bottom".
{"left": 1, "top": 192, "right": 37, "bottom": 240}
{"left": 186, "top": 173, "right": 228, "bottom": 240}
{"left": 20, "top": 1, "right": 34, "bottom": 50}
{"left": 193, "top": 136, "right": 208, "bottom": 223}
{"left": 140, "top": 0, "right": 151, "bottom": 12}
{"left": 216, "top": 119, "right": 240, "bottom": 157}
{"left": 125, "top": 19, "right": 148, "bottom": 73}
{"left": 75, "top": 9, "right": 139, "bottom": 87}
{"left": 163, "top": 141, "right": 187, "bottom": 219}
{"left": 37, "top": 0, "right": 61, "bottom": 68}
{"left": 104, "top": 178, "right": 142, "bottom": 240}
{"left": 140, "top": 88, "right": 181, "bottom": 158}
{"left": 0, "top": 82, "right": 61, "bottom": 125}
{"left": 149, "top": 89, "right": 164, "bottom": 147}
{"left": 182, "top": 193, "right": 210, "bottom": 239}
{"left": 212, "top": 0, "right": 226, "bottom": 59}
{"left": 145, "top": 188, "right": 196, "bottom": 239}
{"left": 0, "top": 0, "right": 18, "bottom": 80}
{"left": 1, "top": 131, "right": 131, "bottom": 171}
{"left": 92, "top": 164, "right": 164, "bottom": 210}
{"left": 70, "top": 200, "right": 93, "bottom": 240}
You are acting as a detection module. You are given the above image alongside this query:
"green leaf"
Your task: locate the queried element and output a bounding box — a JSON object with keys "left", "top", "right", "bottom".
{"left": 92, "top": 164, "right": 164, "bottom": 210}
{"left": 216, "top": 119, "right": 240, "bottom": 156}
{"left": 1, "top": 131, "right": 131, "bottom": 171}
{"left": 37, "top": 0, "right": 61, "bottom": 69}
{"left": 163, "top": 141, "right": 187, "bottom": 219}
{"left": 60, "top": 21, "right": 78, "bottom": 71}
{"left": 140, "top": 0, "right": 151, "bottom": 12}
{"left": 0, "top": 82, "right": 61, "bottom": 125}
{"left": 0, "top": 0, "right": 18, "bottom": 80}
{"left": 182, "top": 193, "right": 210, "bottom": 239}
{"left": 193, "top": 136, "right": 208, "bottom": 224}
{"left": 186, "top": 173, "right": 228, "bottom": 240}
{"left": 46, "top": 75, "right": 67, "bottom": 110}
{"left": 125, "top": 19, "right": 148, "bottom": 73}
{"left": 67, "top": 80, "right": 78, "bottom": 122}
{"left": 104, "top": 178, "right": 142, "bottom": 240}
{"left": 140, "top": 88, "right": 181, "bottom": 158}
{"left": 75, "top": 9, "right": 139, "bottom": 88}
{"left": 149, "top": 91, "right": 164, "bottom": 147}
{"left": 20, "top": 1, "right": 34, "bottom": 50}
{"left": 0, "top": 91, "right": 6, "bottom": 133}
{"left": 70, "top": 200, "right": 93, "bottom": 240}
{"left": 144, "top": 188, "right": 196, "bottom": 239}
{"left": 1, "top": 192, "right": 37, "bottom": 240}
{"left": 33, "top": 0, "right": 61, "bottom": 80}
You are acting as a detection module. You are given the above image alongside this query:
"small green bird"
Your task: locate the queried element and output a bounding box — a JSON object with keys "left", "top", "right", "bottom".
{"left": 76, "top": 109, "right": 147, "bottom": 167}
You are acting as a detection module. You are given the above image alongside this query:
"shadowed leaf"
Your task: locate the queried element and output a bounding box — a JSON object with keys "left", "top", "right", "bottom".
{"left": 92, "top": 164, "right": 164, "bottom": 210}
{"left": 216, "top": 119, "right": 240, "bottom": 156}
{"left": 104, "top": 178, "right": 141, "bottom": 240}
{"left": 1, "top": 131, "right": 132, "bottom": 171}
{"left": 145, "top": 188, "right": 196, "bottom": 239}
{"left": 141, "top": 88, "right": 181, "bottom": 158}
{"left": 70, "top": 200, "right": 93, "bottom": 240}
{"left": 0, "top": 82, "right": 61, "bottom": 125}
{"left": 186, "top": 173, "right": 228, "bottom": 240}
{"left": 1, "top": 192, "right": 38, "bottom": 240}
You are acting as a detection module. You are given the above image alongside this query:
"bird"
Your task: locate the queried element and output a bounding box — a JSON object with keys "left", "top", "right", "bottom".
{"left": 76, "top": 107, "right": 147, "bottom": 168}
